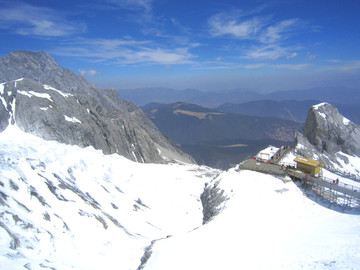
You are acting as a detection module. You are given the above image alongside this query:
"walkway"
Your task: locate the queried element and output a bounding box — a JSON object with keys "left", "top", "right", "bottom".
{"left": 273, "top": 146, "right": 292, "bottom": 165}
{"left": 288, "top": 169, "right": 360, "bottom": 200}
{"left": 239, "top": 158, "right": 288, "bottom": 177}
{"left": 238, "top": 158, "right": 360, "bottom": 206}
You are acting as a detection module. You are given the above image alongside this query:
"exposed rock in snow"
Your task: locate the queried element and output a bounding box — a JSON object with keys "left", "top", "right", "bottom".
{"left": 144, "top": 169, "right": 360, "bottom": 270}
{"left": 200, "top": 180, "right": 229, "bottom": 224}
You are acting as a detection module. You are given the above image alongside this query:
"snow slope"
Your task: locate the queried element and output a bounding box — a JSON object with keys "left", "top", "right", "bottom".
{"left": 1, "top": 125, "right": 360, "bottom": 269}
{"left": 145, "top": 169, "right": 360, "bottom": 269}
{"left": 0, "top": 125, "right": 219, "bottom": 270}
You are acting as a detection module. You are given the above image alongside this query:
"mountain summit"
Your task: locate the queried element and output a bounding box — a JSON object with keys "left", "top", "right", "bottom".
{"left": 296, "top": 102, "right": 360, "bottom": 173}
{"left": 303, "top": 102, "right": 360, "bottom": 156}
{"left": 0, "top": 50, "right": 194, "bottom": 163}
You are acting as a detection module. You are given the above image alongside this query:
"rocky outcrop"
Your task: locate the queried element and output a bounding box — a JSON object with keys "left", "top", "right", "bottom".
{"left": 200, "top": 180, "right": 228, "bottom": 224}
{"left": 295, "top": 103, "right": 360, "bottom": 173}
{"left": 0, "top": 50, "right": 194, "bottom": 164}
{"left": 303, "top": 103, "right": 360, "bottom": 156}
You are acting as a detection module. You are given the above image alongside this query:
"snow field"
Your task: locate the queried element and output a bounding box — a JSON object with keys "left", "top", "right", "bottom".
{"left": 145, "top": 169, "right": 360, "bottom": 270}
{"left": 0, "top": 125, "right": 219, "bottom": 269}
{"left": 1, "top": 125, "right": 360, "bottom": 269}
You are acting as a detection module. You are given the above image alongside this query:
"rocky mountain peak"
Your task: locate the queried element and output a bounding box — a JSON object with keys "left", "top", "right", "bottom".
{"left": 303, "top": 102, "right": 360, "bottom": 156}
{"left": 1, "top": 50, "right": 58, "bottom": 80}
{"left": 0, "top": 50, "right": 194, "bottom": 164}
{"left": 10, "top": 50, "right": 58, "bottom": 67}
{"left": 0, "top": 50, "right": 100, "bottom": 97}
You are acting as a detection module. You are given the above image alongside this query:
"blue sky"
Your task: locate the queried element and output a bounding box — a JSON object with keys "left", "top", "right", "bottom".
{"left": 0, "top": 0, "right": 360, "bottom": 92}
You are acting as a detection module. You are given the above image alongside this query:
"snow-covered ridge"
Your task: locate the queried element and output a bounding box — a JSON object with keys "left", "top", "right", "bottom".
{"left": 312, "top": 102, "right": 329, "bottom": 110}
{"left": 312, "top": 102, "right": 328, "bottom": 119}
{"left": 312, "top": 102, "right": 350, "bottom": 125}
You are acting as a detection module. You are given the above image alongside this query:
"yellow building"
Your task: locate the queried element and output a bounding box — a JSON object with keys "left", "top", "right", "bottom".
{"left": 294, "top": 157, "right": 322, "bottom": 176}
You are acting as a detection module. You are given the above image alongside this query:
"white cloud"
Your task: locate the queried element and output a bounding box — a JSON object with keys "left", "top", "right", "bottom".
{"left": 243, "top": 44, "right": 288, "bottom": 61}
{"left": 118, "top": 47, "right": 193, "bottom": 65}
{"left": 191, "top": 61, "right": 266, "bottom": 71}
{"left": 287, "top": 52, "right": 298, "bottom": 59}
{"left": 87, "top": 38, "right": 150, "bottom": 50}
{"left": 53, "top": 38, "right": 195, "bottom": 66}
{"left": 207, "top": 9, "right": 308, "bottom": 63}
{"left": 79, "top": 69, "right": 99, "bottom": 76}
{"left": 208, "top": 11, "right": 302, "bottom": 45}
{"left": 326, "top": 60, "right": 360, "bottom": 71}
{"left": 271, "top": 64, "right": 310, "bottom": 70}
{"left": 0, "top": 2, "right": 85, "bottom": 37}
{"left": 104, "top": 0, "right": 152, "bottom": 11}
{"left": 244, "top": 63, "right": 265, "bottom": 69}
{"left": 306, "top": 53, "right": 318, "bottom": 60}
{"left": 259, "top": 19, "right": 299, "bottom": 43}
{"left": 208, "top": 13, "right": 265, "bottom": 40}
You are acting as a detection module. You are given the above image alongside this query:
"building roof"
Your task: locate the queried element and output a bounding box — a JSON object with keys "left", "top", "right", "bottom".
{"left": 294, "top": 156, "right": 322, "bottom": 167}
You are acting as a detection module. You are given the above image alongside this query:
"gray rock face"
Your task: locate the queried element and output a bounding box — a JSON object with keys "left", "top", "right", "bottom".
{"left": 303, "top": 103, "right": 360, "bottom": 156}
{"left": 294, "top": 103, "right": 360, "bottom": 174}
{"left": 200, "top": 180, "right": 228, "bottom": 224}
{"left": 0, "top": 50, "right": 194, "bottom": 164}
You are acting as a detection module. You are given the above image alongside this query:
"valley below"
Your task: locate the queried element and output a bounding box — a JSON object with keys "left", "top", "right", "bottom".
{"left": 142, "top": 102, "right": 301, "bottom": 169}
{"left": 181, "top": 138, "right": 295, "bottom": 169}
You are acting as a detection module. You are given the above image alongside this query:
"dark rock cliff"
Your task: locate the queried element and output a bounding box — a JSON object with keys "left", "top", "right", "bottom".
{"left": 303, "top": 103, "right": 360, "bottom": 156}
{"left": 296, "top": 102, "right": 360, "bottom": 172}
{"left": 0, "top": 50, "right": 194, "bottom": 164}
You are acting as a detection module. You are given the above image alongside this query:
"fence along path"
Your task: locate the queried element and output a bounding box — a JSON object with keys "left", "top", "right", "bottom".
{"left": 287, "top": 169, "right": 360, "bottom": 199}
{"left": 239, "top": 157, "right": 360, "bottom": 206}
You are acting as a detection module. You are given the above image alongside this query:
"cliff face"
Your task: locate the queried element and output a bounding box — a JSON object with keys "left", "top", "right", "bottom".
{"left": 294, "top": 103, "right": 360, "bottom": 174}
{"left": 0, "top": 50, "right": 194, "bottom": 164}
{"left": 303, "top": 102, "right": 360, "bottom": 156}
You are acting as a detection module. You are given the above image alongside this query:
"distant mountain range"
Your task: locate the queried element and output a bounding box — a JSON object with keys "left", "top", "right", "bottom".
{"left": 141, "top": 102, "right": 303, "bottom": 169}
{"left": 119, "top": 86, "right": 360, "bottom": 126}
{"left": 217, "top": 100, "right": 360, "bottom": 124}
{"left": 118, "top": 86, "right": 360, "bottom": 108}
{"left": 118, "top": 87, "right": 203, "bottom": 106}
